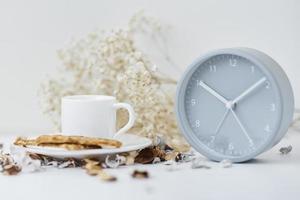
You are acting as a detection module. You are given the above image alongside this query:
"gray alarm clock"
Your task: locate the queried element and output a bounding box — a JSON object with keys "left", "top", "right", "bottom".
{"left": 176, "top": 48, "right": 294, "bottom": 162}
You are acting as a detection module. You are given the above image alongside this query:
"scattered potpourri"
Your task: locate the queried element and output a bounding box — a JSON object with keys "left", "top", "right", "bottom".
{"left": 279, "top": 145, "right": 293, "bottom": 155}
{"left": 0, "top": 135, "right": 234, "bottom": 180}
{"left": 0, "top": 135, "right": 186, "bottom": 178}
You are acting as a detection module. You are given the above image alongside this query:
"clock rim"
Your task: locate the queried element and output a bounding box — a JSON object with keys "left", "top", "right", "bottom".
{"left": 239, "top": 48, "right": 294, "bottom": 148}
{"left": 176, "top": 48, "right": 288, "bottom": 162}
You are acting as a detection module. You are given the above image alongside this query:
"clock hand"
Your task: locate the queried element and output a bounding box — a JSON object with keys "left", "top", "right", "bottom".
{"left": 232, "top": 77, "right": 267, "bottom": 104}
{"left": 230, "top": 108, "right": 254, "bottom": 146}
{"left": 199, "top": 81, "right": 229, "bottom": 105}
{"left": 214, "top": 108, "right": 230, "bottom": 135}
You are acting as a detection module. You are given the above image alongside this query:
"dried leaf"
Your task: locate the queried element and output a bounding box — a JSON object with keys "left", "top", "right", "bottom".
{"left": 135, "top": 146, "right": 166, "bottom": 164}
{"left": 135, "top": 148, "right": 155, "bottom": 164}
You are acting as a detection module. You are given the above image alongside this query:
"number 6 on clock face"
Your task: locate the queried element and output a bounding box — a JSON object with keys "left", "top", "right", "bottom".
{"left": 176, "top": 48, "right": 294, "bottom": 162}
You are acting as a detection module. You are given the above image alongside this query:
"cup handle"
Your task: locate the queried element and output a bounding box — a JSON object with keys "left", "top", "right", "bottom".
{"left": 113, "top": 103, "right": 136, "bottom": 138}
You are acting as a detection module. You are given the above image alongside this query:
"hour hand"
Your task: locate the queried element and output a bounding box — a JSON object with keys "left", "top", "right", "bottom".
{"left": 199, "top": 81, "right": 228, "bottom": 105}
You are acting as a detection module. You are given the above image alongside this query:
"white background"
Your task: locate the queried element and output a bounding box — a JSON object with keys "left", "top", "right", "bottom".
{"left": 0, "top": 0, "right": 299, "bottom": 134}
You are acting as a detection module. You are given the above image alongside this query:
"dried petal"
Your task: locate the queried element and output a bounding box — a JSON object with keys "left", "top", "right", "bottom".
{"left": 132, "top": 170, "right": 149, "bottom": 179}
{"left": 58, "top": 159, "right": 77, "bottom": 168}
{"left": 45, "top": 161, "right": 58, "bottom": 167}
{"left": 220, "top": 159, "right": 232, "bottom": 168}
{"left": 84, "top": 159, "right": 102, "bottom": 176}
{"left": 21, "top": 153, "right": 42, "bottom": 172}
{"left": 165, "top": 152, "right": 178, "bottom": 161}
{"left": 3, "top": 164, "right": 21, "bottom": 175}
{"left": 28, "top": 153, "right": 43, "bottom": 160}
{"left": 163, "top": 160, "right": 175, "bottom": 166}
{"left": 87, "top": 166, "right": 102, "bottom": 176}
{"left": 279, "top": 145, "right": 292, "bottom": 155}
{"left": 98, "top": 170, "right": 117, "bottom": 182}
{"left": 122, "top": 151, "right": 138, "bottom": 165}
{"left": 125, "top": 155, "right": 135, "bottom": 165}
{"left": 152, "top": 146, "right": 166, "bottom": 160}
{"left": 152, "top": 157, "right": 161, "bottom": 164}
{"left": 105, "top": 155, "right": 122, "bottom": 168}
{"left": 191, "top": 158, "right": 211, "bottom": 169}
{"left": 175, "top": 153, "right": 193, "bottom": 163}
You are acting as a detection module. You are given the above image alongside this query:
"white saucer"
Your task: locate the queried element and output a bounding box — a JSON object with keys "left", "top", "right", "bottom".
{"left": 14, "top": 133, "right": 152, "bottom": 159}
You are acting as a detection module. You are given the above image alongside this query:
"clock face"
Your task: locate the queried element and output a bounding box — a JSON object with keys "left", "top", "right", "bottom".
{"left": 183, "top": 54, "right": 281, "bottom": 160}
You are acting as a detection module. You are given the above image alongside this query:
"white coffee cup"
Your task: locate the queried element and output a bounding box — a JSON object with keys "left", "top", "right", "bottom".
{"left": 61, "top": 95, "right": 135, "bottom": 138}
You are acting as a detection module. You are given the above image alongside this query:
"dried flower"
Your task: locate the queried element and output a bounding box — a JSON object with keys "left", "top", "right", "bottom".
{"left": 279, "top": 145, "right": 292, "bottom": 155}
{"left": 132, "top": 170, "right": 149, "bottom": 179}
{"left": 38, "top": 12, "right": 189, "bottom": 151}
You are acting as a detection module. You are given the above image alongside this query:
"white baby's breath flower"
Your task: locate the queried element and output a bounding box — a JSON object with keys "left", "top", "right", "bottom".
{"left": 38, "top": 12, "right": 189, "bottom": 151}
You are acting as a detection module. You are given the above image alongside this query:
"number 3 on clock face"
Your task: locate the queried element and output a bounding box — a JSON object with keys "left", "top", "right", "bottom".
{"left": 176, "top": 48, "right": 294, "bottom": 162}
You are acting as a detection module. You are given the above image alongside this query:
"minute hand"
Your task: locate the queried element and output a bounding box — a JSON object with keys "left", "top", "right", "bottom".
{"left": 232, "top": 77, "right": 267, "bottom": 104}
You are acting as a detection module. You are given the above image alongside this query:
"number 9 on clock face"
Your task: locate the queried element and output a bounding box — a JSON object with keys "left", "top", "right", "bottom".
{"left": 176, "top": 48, "right": 294, "bottom": 162}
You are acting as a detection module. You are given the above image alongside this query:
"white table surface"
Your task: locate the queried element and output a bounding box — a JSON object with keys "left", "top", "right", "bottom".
{"left": 0, "top": 129, "right": 299, "bottom": 200}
